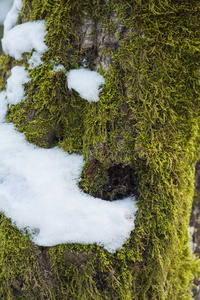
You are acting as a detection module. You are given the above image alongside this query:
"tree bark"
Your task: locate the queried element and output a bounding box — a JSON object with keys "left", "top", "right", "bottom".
{"left": 0, "top": 0, "right": 200, "bottom": 299}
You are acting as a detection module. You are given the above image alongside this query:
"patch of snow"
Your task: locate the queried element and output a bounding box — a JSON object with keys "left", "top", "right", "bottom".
{"left": 3, "top": 0, "right": 22, "bottom": 35}
{"left": 53, "top": 64, "right": 66, "bottom": 72}
{"left": 67, "top": 68, "right": 105, "bottom": 103}
{"left": 2, "top": 20, "right": 48, "bottom": 60}
{"left": 28, "top": 51, "right": 43, "bottom": 70}
{"left": 6, "top": 66, "right": 30, "bottom": 105}
{"left": 0, "top": 0, "right": 13, "bottom": 25}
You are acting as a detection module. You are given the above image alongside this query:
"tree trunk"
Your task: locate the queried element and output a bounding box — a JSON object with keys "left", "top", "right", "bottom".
{"left": 0, "top": 0, "right": 200, "bottom": 299}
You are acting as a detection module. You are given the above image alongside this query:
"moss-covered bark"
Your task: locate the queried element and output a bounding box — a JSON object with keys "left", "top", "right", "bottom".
{"left": 0, "top": 0, "right": 200, "bottom": 298}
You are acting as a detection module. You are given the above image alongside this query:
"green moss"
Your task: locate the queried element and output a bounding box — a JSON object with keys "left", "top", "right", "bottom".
{"left": 0, "top": 214, "right": 56, "bottom": 299}
{"left": 0, "top": 55, "right": 13, "bottom": 91}
{"left": 48, "top": 243, "right": 139, "bottom": 300}
{"left": 0, "top": 0, "right": 200, "bottom": 299}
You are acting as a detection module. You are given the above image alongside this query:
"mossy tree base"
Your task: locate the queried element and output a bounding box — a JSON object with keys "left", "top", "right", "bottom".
{"left": 0, "top": 0, "right": 200, "bottom": 299}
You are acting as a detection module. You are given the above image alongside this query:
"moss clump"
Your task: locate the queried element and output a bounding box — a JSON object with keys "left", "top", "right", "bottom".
{"left": 0, "top": 0, "right": 200, "bottom": 299}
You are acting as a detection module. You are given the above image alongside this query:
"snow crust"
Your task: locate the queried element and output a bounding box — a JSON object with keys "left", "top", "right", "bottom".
{"left": 3, "top": 0, "right": 22, "bottom": 35}
{"left": 67, "top": 69, "right": 105, "bottom": 102}
{"left": 0, "top": 0, "right": 13, "bottom": 24}
{"left": 2, "top": 20, "right": 48, "bottom": 60}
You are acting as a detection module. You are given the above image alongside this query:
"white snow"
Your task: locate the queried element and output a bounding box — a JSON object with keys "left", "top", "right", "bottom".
{"left": 2, "top": 1, "right": 47, "bottom": 68}
{"left": 53, "top": 64, "right": 66, "bottom": 72}
{"left": 3, "top": 0, "right": 22, "bottom": 35}
{"left": 28, "top": 51, "right": 43, "bottom": 70}
{"left": 0, "top": 88, "right": 137, "bottom": 252}
{"left": 0, "top": 0, "right": 13, "bottom": 25}
{"left": 67, "top": 68, "right": 105, "bottom": 102}
{"left": 6, "top": 66, "right": 30, "bottom": 105}
{"left": 2, "top": 20, "right": 48, "bottom": 60}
